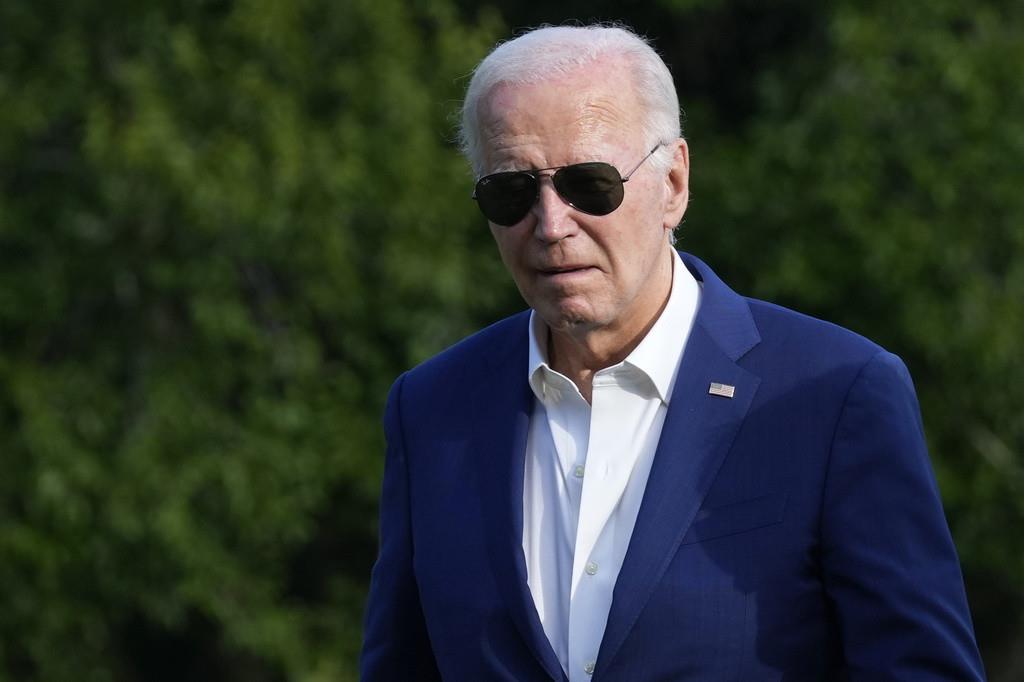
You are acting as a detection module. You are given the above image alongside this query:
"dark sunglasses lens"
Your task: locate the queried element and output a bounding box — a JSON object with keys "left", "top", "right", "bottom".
{"left": 475, "top": 172, "right": 538, "bottom": 226}
{"left": 553, "top": 162, "right": 624, "bottom": 216}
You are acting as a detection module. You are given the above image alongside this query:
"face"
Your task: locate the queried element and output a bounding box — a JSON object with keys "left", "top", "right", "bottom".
{"left": 478, "top": 62, "right": 689, "bottom": 346}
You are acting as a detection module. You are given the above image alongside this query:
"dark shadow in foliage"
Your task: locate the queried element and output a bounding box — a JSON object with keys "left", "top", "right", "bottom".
{"left": 116, "top": 609, "right": 287, "bottom": 682}
{"left": 452, "top": 0, "right": 829, "bottom": 132}
{"left": 286, "top": 481, "right": 379, "bottom": 606}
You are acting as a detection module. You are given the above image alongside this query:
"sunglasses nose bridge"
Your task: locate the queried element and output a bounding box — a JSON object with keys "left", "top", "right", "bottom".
{"left": 535, "top": 169, "right": 578, "bottom": 210}
{"left": 532, "top": 172, "right": 578, "bottom": 241}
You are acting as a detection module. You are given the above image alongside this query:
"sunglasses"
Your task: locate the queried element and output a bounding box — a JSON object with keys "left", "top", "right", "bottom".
{"left": 472, "top": 144, "right": 663, "bottom": 227}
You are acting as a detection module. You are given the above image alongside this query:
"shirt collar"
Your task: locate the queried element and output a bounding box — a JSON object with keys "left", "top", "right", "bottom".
{"left": 527, "top": 249, "right": 701, "bottom": 405}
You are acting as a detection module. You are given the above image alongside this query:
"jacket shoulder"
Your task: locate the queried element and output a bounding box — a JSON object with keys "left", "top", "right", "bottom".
{"left": 743, "top": 297, "right": 887, "bottom": 375}
{"left": 398, "top": 310, "right": 530, "bottom": 400}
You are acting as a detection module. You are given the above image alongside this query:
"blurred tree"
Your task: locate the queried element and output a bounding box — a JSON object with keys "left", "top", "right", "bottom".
{"left": 0, "top": 0, "right": 501, "bottom": 679}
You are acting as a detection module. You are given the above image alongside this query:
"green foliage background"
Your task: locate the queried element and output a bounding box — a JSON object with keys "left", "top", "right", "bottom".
{"left": 1, "top": 0, "right": 1020, "bottom": 679}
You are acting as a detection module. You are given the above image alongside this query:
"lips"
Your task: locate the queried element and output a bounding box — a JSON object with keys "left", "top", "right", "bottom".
{"left": 537, "top": 264, "right": 592, "bottom": 274}
{"left": 536, "top": 265, "right": 597, "bottom": 285}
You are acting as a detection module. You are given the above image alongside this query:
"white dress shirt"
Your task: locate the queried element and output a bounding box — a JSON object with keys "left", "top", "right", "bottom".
{"left": 522, "top": 249, "right": 701, "bottom": 680}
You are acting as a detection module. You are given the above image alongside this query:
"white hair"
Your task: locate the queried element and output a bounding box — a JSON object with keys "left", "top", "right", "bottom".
{"left": 459, "top": 24, "right": 682, "bottom": 177}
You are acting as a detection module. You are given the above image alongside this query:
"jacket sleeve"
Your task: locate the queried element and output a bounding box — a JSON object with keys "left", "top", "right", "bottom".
{"left": 821, "top": 351, "right": 986, "bottom": 680}
{"left": 360, "top": 373, "right": 442, "bottom": 681}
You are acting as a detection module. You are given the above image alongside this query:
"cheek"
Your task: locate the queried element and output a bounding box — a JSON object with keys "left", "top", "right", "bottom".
{"left": 609, "top": 224, "right": 668, "bottom": 289}
{"left": 605, "top": 214, "right": 660, "bottom": 266}
{"left": 626, "top": 176, "right": 669, "bottom": 228}
{"left": 491, "top": 229, "right": 530, "bottom": 278}
{"left": 490, "top": 228, "right": 514, "bottom": 261}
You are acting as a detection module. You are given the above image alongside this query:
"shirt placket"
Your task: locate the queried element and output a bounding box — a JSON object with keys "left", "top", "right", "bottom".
{"left": 568, "top": 368, "right": 643, "bottom": 680}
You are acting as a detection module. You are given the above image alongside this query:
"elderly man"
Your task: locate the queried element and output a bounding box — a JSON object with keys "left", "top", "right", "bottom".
{"left": 361, "top": 24, "right": 984, "bottom": 681}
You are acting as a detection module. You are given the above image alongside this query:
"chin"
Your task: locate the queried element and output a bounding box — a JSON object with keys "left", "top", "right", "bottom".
{"left": 536, "top": 301, "right": 603, "bottom": 334}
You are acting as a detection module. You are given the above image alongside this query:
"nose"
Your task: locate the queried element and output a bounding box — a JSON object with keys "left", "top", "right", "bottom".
{"left": 531, "top": 175, "right": 578, "bottom": 243}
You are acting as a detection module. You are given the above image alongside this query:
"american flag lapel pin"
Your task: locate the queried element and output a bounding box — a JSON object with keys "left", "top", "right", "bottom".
{"left": 708, "top": 382, "right": 736, "bottom": 398}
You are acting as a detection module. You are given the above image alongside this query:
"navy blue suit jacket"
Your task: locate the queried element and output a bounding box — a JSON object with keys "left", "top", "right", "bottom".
{"left": 361, "top": 253, "right": 984, "bottom": 681}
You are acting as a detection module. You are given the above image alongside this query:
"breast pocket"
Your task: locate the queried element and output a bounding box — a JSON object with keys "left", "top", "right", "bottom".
{"left": 680, "top": 492, "right": 788, "bottom": 546}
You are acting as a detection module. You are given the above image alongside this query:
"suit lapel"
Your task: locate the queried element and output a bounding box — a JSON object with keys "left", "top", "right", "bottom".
{"left": 594, "top": 253, "right": 763, "bottom": 677}
{"left": 474, "top": 313, "right": 567, "bottom": 682}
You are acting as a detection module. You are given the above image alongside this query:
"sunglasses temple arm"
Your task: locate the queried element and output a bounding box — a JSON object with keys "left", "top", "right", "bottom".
{"left": 621, "top": 143, "right": 664, "bottom": 182}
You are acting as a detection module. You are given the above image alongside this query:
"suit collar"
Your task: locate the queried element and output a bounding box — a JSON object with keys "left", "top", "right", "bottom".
{"left": 679, "top": 251, "right": 761, "bottom": 362}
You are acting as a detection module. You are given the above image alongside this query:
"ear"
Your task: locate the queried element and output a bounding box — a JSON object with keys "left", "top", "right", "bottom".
{"left": 662, "top": 139, "right": 689, "bottom": 229}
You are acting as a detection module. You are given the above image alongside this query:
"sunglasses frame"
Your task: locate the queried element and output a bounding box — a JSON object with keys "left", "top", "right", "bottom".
{"left": 472, "top": 143, "right": 664, "bottom": 227}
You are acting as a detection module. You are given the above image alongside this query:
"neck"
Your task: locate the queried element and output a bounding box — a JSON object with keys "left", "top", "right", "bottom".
{"left": 548, "top": 250, "right": 674, "bottom": 402}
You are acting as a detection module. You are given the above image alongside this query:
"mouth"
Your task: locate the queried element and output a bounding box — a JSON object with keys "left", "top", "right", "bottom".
{"left": 538, "top": 263, "right": 593, "bottom": 273}
{"left": 537, "top": 265, "right": 596, "bottom": 281}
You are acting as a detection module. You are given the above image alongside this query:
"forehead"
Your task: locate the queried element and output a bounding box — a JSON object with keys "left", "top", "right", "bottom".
{"left": 478, "top": 63, "right": 642, "bottom": 168}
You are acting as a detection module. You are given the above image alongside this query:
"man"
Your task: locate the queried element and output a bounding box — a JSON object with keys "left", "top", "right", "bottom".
{"left": 361, "top": 24, "right": 985, "bottom": 681}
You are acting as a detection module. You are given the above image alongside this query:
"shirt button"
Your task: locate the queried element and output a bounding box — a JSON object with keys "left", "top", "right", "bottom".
{"left": 573, "top": 465, "right": 585, "bottom": 478}
{"left": 585, "top": 561, "right": 598, "bottom": 576}
{"left": 584, "top": 661, "right": 595, "bottom": 675}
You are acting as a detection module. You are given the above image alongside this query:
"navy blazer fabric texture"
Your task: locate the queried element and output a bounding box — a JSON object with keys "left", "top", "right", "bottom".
{"left": 360, "top": 253, "right": 985, "bottom": 681}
